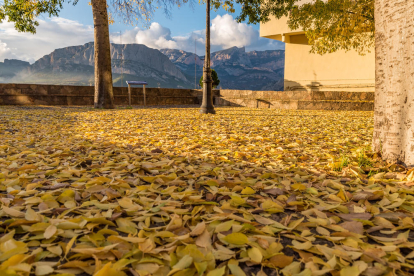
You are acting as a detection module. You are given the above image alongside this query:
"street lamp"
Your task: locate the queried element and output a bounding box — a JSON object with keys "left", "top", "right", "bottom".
{"left": 199, "top": 0, "right": 215, "bottom": 114}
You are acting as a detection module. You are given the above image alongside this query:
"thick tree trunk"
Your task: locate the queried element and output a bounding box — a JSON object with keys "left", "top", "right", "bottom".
{"left": 91, "top": 0, "right": 114, "bottom": 109}
{"left": 373, "top": 0, "right": 414, "bottom": 167}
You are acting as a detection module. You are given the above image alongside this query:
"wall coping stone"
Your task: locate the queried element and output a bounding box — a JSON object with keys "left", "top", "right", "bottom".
{"left": 0, "top": 83, "right": 374, "bottom": 110}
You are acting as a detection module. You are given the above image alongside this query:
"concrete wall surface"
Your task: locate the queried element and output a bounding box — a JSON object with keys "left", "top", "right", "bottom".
{"left": 216, "top": 89, "right": 374, "bottom": 111}
{"left": 260, "top": 2, "right": 375, "bottom": 93}
{"left": 284, "top": 44, "right": 375, "bottom": 92}
{"left": 260, "top": 0, "right": 311, "bottom": 40}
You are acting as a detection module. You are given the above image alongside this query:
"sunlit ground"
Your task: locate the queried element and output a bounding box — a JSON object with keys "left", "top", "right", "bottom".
{"left": 1, "top": 106, "right": 413, "bottom": 276}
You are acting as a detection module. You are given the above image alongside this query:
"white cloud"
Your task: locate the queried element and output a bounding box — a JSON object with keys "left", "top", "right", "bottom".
{"left": 111, "top": 14, "right": 284, "bottom": 54}
{"left": 111, "top": 23, "right": 205, "bottom": 52}
{"left": 210, "top": 14, "right": 258, "bottom": 49}
{"left": 0, "top": 18, "right": 93, "bottom": 63}
{"left": 0, "top": 40, "right": 13, "bottom": 61}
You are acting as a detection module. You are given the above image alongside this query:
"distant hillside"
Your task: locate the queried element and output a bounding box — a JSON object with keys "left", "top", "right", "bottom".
{"left": 0, "top": 44, "right": 284, "bottom": 90}
{"left": 160, "top": 47, "right": 285, "bottom": 91}
{"left": 0, "top": 59, "right": 30, "bottom": 81}
{"left": 3, "top": 43, "right": 191, "bottom": 88}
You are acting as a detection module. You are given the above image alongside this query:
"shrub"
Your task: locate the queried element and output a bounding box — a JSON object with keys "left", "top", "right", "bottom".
{"left": 199, "top": 69, "right": 220, "bottom": 88}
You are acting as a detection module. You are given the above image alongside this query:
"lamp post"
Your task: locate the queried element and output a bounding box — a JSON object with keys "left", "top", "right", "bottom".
{"left": 199, "top": 0, "right": 215, "bottom": 114}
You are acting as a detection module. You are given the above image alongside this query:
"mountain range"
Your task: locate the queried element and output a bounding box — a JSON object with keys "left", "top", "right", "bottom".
{"left": 0, "top": 42, "right": 284, "bottom": 90}
{"left": 161, "top": 47, "right": 285, "bottom": 90}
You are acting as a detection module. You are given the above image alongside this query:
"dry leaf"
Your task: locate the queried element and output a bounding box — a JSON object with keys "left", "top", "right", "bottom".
{"left": 43, "top": 225, "right": 57, "bottom": 239}
{"left": 248, "top": 247, "right": 263, "bottom": 263}
{"left": 2, "top": 206, "right": 25, "bottom": 217}
{"left": 224, "top": 233, "right": 249, "bottom": 245}
{"left": 35, "top": 265, "right": 54, "bottom": 276}
{"left": 196, "top": 229, "right": 211, "bottom": 248}
{"left": 228, "top": 259, "right": 247, "bottom": 276}
{"left": 206, "top": 266, "right": 226, "bottom": 276}
{"left": 268, "top": 254, "right": 293, "bottom": 268}
{"left": 340, "top": 221, "right": 364, "bottom": 235}
{"left": 0, "top": 107, "right": 412, "bottom": 275}
{"left": 190, "top": 221, "right": 206, "bottom": 236}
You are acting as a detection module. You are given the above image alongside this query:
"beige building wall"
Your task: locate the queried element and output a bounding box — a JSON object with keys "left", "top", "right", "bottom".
{"left": 260, "top": 13, "right": 375, "bottom": 92}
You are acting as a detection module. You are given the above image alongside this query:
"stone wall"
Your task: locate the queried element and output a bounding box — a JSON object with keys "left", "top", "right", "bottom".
{"left": 216, "top": 90, "right": 374, "bottom": 111}
{"left": 0, "top": 84, "right": 374, "bottom": 111}
{"left": 0, "top": 83, "right": 200, "bottom": 106}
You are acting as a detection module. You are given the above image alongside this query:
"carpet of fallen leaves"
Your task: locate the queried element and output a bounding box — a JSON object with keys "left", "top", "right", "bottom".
{"left": 1, "top": 106, "right": 414, "bottom": 276}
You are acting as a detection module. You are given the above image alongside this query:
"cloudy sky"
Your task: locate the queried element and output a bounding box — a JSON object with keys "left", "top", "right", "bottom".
{"left": 0, "top": 1, "right": 284, "bottom": 63}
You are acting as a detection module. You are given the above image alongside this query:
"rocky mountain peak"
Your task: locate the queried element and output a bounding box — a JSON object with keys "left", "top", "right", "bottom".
{"left": 3, "top": 59, "right": 30, "bottom": 66}
{"left": 160, "top": 49, "right": 204, "bottom": 67}
{"left": 30, "top": 43, "right": 187, "bottom": 81}
{"left": 160, "top": 46, "right": 285, "bottom": 91}
{"left": 0, "top": 44, "right": 284, "bottom": 90}
{"left": 210, "top": 46, "right": 252, "bottom": 67}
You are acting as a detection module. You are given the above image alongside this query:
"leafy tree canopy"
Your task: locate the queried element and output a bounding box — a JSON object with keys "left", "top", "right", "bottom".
{"left": 1, "top": 0, "right": 374, "bottom": 55}
{"left": 0, "top": 0, "right": 76, "bottom": 33}
{"left": 200, "top": 69, "right": 220, "bottom": 88}
{"left": 234, "top": 0, "right": 375, "bottom": 55}
{"left": 0, "top": 0, "right": 189, "bottom": 34}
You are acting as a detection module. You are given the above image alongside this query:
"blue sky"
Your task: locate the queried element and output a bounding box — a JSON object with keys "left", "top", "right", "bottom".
{"left": 0, "top": 1, "right": 284, "bottom": 63}
{"left": 57, "top": 1, "right": 250, "bottom": 36}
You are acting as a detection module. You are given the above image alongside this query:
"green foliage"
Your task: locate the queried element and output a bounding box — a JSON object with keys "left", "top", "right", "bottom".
{"left": 289, "top": 0, "right": 374, "bottom": 55}
{"left": 332, "top": 155, "right": 350, "bottom": 172}
{"left": 234, "top": 0, "right": 374, "bottom": 55}
{"left": 340, "top": 155, "right": 350, "bottom": 171}
{"left": 358, "top": 150, "right": 372, "bottom": 168}
{"left": 234, "top": 0, "right": 296, "bottom": 24}
{"left": 367, "top": 170, "right": 376, "bottom": 178}
{"left": 199, "top": 69, "right": 220, "bottom": 88}
{"left": 0, "top": 0, "right": 77, "bottom": 34}
{"left": 1, "top": 0, "right": 374, "bottom": 55}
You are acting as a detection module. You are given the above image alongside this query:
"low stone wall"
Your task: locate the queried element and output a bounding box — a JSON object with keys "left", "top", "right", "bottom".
{"left": 216, "top": 90, "right": 375, "bottom": 111}
{"left": 0, "top": 84, "right": 374, "bottom": 111}
{"left": 0, "top": 83, "right": 200, "bottom": 106}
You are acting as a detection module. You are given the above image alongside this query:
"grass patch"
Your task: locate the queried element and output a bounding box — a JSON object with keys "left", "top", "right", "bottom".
{"left": 358, "top": 150, "right": 373, "bottom": 168}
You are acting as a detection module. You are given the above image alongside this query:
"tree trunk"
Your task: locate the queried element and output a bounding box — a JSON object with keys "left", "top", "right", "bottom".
{"left": 91, "top": 0, "right": 114, "bottom": 109}
{"left": 373, "top": 0, "right": 414, "bottom": 167}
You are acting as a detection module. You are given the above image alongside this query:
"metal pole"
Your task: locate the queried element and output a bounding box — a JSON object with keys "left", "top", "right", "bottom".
{"left": 120, "top": 31, "right": 123, "bottom": 91}
{"left": 143, "top": 85, "right": 146, "bottom": 106}
{"left": 128, "top": 84, "right": 131, "bottom": 106}
{"left": 199, "top": 0, "right": 215, "bottom": 114}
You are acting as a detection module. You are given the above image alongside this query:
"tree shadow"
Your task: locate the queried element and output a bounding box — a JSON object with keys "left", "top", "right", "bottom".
{"left": 284, "top": 79, "right": 322, "bottom": 91}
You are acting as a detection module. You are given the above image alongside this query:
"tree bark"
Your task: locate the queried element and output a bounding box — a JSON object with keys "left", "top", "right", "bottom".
{"left": 91, "top": 0, "right": 114, "bottom": 109}
{"left": 373, "top": 0, "right": 414, "bottom": 167}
